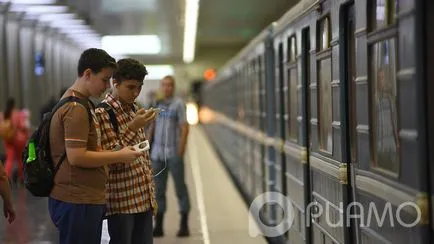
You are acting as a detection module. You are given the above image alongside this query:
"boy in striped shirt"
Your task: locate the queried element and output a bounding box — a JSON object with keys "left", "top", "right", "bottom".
{"left": 95, "top": 58, "right": 157, "bottom": 244}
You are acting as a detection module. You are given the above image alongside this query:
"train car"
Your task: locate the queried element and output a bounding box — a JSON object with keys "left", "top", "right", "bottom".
{"left": 202, "top": 0, "right": 431, "bottom": 243}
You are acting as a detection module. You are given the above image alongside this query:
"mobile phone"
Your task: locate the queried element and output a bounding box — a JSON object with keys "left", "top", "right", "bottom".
{"left": 151, "top": 107, "right": 164, "bottom": 114}
{"left": 133, "top": 140, "right": 150, "bottom": 152}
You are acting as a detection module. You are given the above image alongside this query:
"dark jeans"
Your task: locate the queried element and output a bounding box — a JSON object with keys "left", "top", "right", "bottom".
{"left": 107, "top": 210, "right": 153, "bottom": 244}
{"left": 48, "top": 197, "right": 106, "bottom": 244}
{"left": 152, "top": 156, "right": 190, "bottom": 214}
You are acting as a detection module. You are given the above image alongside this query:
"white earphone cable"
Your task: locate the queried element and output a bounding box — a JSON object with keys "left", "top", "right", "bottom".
{"left": 152, "top": 107, "right": 167, "bottom": 178}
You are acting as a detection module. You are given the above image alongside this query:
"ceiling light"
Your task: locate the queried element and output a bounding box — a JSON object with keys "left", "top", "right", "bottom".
{"left": 183, "top": 0, "right": 199, "bottom": 63}
{"left": 60, "top": 29, "right": 95, "bottom": 35}
{"left": 145, "top": 65, "right": 174, "bottom": 80}
{"left": 59, "top": 25, "right": 91, "bottom": 30}
{"left": 50, "top": 19, "right": 85, "bottom": 27}
{"left": 39, "top": 13, "right": 76, "bottom": 22}
{"left": 101, "top": 35, "right": 161, "bottom": 55}
{"left": 68, "top": 33, "right": 100, "bottom": 39}
{"left": 101, "top": 0, "right": 157, "bottom": 13}
{"left": 24, "top": 13, "right": 75, "bottom": 21}
{"left": 9, "top": 5, "right": 68, "bottom": 14}
{"left": 8, "top": 0, "right": 56, "bottom": 4}
{"left": 55, "top": 24, "right": 92, "bottom": 35}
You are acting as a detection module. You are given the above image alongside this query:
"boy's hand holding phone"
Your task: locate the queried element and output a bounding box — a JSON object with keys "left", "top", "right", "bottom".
{"left": 129, "top": 108, "right": 158, "bottom": 131}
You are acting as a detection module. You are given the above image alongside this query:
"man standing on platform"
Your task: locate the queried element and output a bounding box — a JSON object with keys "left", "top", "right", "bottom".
{"left": 150, "top": 75, "right": 190, "bottom": 238}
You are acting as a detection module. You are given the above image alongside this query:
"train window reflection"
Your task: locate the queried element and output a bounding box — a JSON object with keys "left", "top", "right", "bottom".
{"left": 372, "top": 0, "right": 398, "bottom": 30}
{"left": 288, "top": 36, "right": 297, "bottom": 62}
{"left": 374, "top": 0, "right": 387, "bottom": 29}
{"left": 370, "top": 39, "right": 399, "bottom": 175}
{"left": 319, "top": 17, "right": 330, "bottom": 51}
{"left": 318, "top": 58, "right": 333, "bottom": 152}
{"left": 289, "top": 68, "right": 298, "bottom": 140}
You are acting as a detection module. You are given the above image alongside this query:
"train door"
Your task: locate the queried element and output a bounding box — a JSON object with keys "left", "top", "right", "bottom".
{"left": 247, "top": 60, "right": 255, "bottom": 199}
{"left": 258, "top": 54, "right": 267, "bottom": 198}
{"left": 426, "top": 0, "right": 434, "bottom": 240}
{"left": 350, "top": 0, "right": 429, "bottom": 243}
{"left": 275, "top": 41, "right": 287, "bottom": 197}
{"left": 341, "top": 3, "right": 356, "bottom": 243}
{"left": 294, "top": 26, "right": 311, "bottom": 244}
{"left": 308, "top": 7, "right": 350, "bottom": 244}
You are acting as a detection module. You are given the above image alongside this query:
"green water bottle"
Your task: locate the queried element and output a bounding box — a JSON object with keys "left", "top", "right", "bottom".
{"left": 26, "top": 141, "right": 36, "bottom": 163}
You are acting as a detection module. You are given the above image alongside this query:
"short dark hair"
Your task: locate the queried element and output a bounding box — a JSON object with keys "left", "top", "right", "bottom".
{"left": 77, "top": 48, "right": 117, "bottom": 77}
{"left": 113, "top": 58, "right": 148, "bottom": 83}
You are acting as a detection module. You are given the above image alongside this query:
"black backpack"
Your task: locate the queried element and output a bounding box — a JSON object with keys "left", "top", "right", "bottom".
{"left": 96, "top": 102, "right": 136, "bottom": 134}
{"left": 22, "top": 96, "right": 93, "bottom": 197}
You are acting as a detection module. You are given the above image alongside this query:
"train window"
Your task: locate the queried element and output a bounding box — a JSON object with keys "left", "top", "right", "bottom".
{"left": 258, "top": 55, "right": 266, "bottom": 131}
{"left": 374, "top": 0, "right": 387, "bottom": 29}
{"left": 288, "top": 35, "right": 297, "bottom": 62}
{"left": 317, "top": 16, "right": 333, "bottom": 153}
{"left": 389, "top": 0, "right": 397, "bottom": 24}
{"left": 371, "top": 0, "right": 398, "bottom": 30}
{"left": 286, "top": 35, "right": 298, "bottom": 141}
{"left": 370, "top": 39, "right": 399, "bottom": 174}
{"left": 318, "top": 17, "right": 330, "bottom": 51}
{"left": 251, "top": 61, "right": 256, "bottom": 129}
{"left": 318, "top": 58, "right": 333, "bottom": 153}
{"left": 289, "top": 68, "right": 298, "bottom": 140}
{"left": 245, "top": 65, "right": 250, "bottom": 126}
{"left": 255, "top": 60, "right": 260, "bottom": 130}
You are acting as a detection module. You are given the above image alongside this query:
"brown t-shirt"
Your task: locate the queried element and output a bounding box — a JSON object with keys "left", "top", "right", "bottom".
{"left": 49, "top": 89, "right": 106, "bottom": 204}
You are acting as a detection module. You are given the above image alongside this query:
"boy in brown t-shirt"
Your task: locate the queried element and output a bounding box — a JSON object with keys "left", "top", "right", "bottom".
{"left": 47, "top": 48, "right": 143, "bottom": 244}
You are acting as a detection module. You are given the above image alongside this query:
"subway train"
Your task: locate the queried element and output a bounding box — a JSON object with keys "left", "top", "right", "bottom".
{"left": 201, "top": 0, "right": 434, "bottom": 243}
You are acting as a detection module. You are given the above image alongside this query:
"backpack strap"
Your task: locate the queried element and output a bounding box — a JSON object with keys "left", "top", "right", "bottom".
{"left": 51, "top": 96, "right": 94, "bottom": 174}
{"left": 96, "top": 102, "right": 137, "bottom": 134}
{"left": 96, "top": 102, "right": 119, "bottom": 134}
{"left": 51, "top": 96, "right": 93, "bottom": 123}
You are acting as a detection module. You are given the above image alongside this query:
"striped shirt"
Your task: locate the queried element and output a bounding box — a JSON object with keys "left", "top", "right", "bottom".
{"left": 95, "top": 93, "right": 157, "bottom": 216}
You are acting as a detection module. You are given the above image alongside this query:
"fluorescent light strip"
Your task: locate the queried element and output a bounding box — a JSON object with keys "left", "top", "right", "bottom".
{"left": 183, "top": 0, "right": 199, "bottom": 63}
{"left": 60, "top": 25, "right": 91, "bottom": 30}
{"left": 101, "top": 35, "right": 161, "bottom": 55}
{"left": 39, "top": 13, "right": 76, "bottom": 22}
{"left": 77, "top": 41, "right": 101, "bottom": 48}
{"left": 56, "top": 25, "right": 93, "bottom": 36}
{"left": 70, "top": 34, "right": 101, "bottom": 41}
{"left": 69, "top": 34, "right": 100, "bottom": 40}
{"left": 145, "top": 65, "right": 174, "bottom": 80}
{"left": 9, "top": 0, "right": 56, "bottom": 4}
{"left": 61, "top": 29, "right": 95, "bottom": 35}
{"left": 10, "top": 5, "right": 68, "bottom": 14}
{"left": 24, "top": 13, "right": 75, "bottom": 21}
{"left": 50, "top": 19, "right": 85, "bottom": 27}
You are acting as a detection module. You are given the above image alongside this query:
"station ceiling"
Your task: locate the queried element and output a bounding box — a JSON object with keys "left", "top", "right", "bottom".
{"left": 63, "top": 0, "right": 299, "bottom": 64}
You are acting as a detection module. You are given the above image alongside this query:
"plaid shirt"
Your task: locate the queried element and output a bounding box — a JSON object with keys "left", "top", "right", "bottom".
{"left": 95, "top": 93, "right": 157, "bottom": 216}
